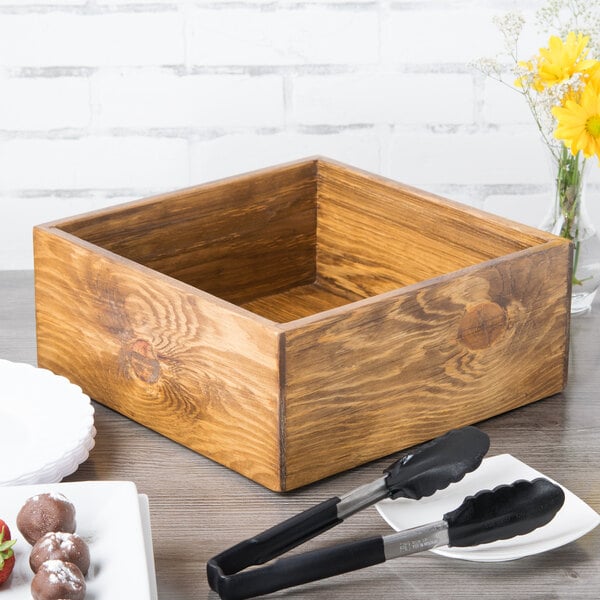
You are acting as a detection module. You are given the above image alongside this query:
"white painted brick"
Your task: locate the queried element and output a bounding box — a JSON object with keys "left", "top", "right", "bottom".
{"left": 383, "top": 9, "right": 497, "bottom": 65}
{"left": 0, "top": 1, "right": 84, "bottom": 4}
{"left": 482, "top": 78, "right": 534, "bottom": 124}
{"left": 92, "top": 69, "right": 183, "bottom": 129}
{"left": 92, "top": 70, "right": 284, "bottom": 128}
{"left": 382, "top": 8, "right": 543, "bottom": 65}
{"left": 188, "top": 7, "right": 379, "bottom": 66}
{"left": 2, "top": 194, "right": 136, "bottom": 270}
{"left": 190, "top": 131, "right": 381, "bottom": 182}
{"left": 283, "top": 0, "right": 373, "bottom": 2}
{"left": 98, "top": 0, "right": 176, "bottom": 4}
{"left": 0, "top": 13, "right": 184, "bottom": 67}
{"left": 0, "top": 137, "right": 189, "bottom": 190}
{"left": 588, "top": 167, "right": 600, "bottom": 185}
{"left": 389, "top": 131, "right": 549, "bottom": 186}
{"left": 585, "top": 187, "right": 600, "bottom": 229}
{"left": 483, "top": 192, "right": 550, "bottom": 228}
{"left": 0, "top": 77, "right": 90, "bottom": 130}
{"left": 188, "top": 0, "right": 374, "bottom": 3}
{"left": 189, "top": 0, "right": 372, "bottom": 3}
{"left": 189, "top": 74, "right": 284, "bottom": 128}
{"left": 293, "top": 72, "right": 474, "bottom": 125}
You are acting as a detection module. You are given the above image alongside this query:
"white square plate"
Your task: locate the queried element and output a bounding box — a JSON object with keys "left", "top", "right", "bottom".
{"left": 0, "top": 481, "right": 155, "bottom": 598}
{"left": 376, "top": 454, "right": 600, "bottom": 562}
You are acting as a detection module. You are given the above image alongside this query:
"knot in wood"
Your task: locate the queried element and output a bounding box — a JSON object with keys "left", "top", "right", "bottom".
{"left": 127, "top": 339, "right": 161, "bottom": 383}
{"left": 458, "top": 302, "right": 507, "bottom": 350}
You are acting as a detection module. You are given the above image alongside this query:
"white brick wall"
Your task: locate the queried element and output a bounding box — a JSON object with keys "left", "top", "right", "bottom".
{"left": 0, "top": 12, "right": 185, "bottom": 67}
{"left": 1, "top": 0, "right": 598, "bottom": 269}
{"left": 293, "top": 73, "right": 475, "bottom": 125}
{"left": 188, "top": 7, "right": 380, "bottom": 66}
{"left": 0, "top": 77, "right": 91, "bottom": 130}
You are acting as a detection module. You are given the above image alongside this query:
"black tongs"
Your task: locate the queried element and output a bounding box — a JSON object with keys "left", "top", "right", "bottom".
{"left": 207, "top": 427, "right": 565, "bottom": 600}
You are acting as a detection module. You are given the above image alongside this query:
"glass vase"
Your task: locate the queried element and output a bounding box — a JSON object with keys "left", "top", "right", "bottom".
{"left": 540, "top": 147, "right": 600, "bottom": 314}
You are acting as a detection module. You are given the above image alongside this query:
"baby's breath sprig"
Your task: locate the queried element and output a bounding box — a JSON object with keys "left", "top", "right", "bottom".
{"left": 537, "top": 0, "right": 600, "bottom": 55}
{"left": 472, "top": 1, "right": 599, "bottom": 163}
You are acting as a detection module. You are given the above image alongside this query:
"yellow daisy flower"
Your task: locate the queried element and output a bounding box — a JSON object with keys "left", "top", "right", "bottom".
{"left": 532, "top": 32, "right": 597, "bottom": 91}
{"left": 589, "top": 67, "right": 600, "bottom": 92}
{"left": 553, "top": 81, "right": 600, "bottom": 161}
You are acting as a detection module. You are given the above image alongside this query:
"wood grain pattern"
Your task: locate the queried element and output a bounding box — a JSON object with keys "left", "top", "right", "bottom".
{"left": 33, "top": 157, "right": 572, "bottom": 491}
{"left": 57, "top": 160, "right": 317, "bottom": 306}
{"left": 315, "top": 159, "right": 554, "bottom": 297}
{"left": 280, "top": 244, "right": 571, "bottom": 489}
{"left": 240, "top": 282, "right": 363, "bottom": 321}
{"left": 34, "top": 227, "right": 283, "bottom": 490}
{"left": 5, "top": 271, "right": 600, "bottom": 599}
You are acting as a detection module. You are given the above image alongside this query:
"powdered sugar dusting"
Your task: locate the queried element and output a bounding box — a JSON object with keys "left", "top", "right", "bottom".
{"left": 39, "top": 531, "right": 77, "bottom": 551}
{"left": 43, "top": 560, "right": 84, "bottom": 590}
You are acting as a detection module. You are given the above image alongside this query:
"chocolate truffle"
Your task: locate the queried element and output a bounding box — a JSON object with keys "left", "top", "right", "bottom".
{"left": 17, "top": 493, "right": 76, "bottom": 545}
{"left": 30, "top": 532, "right": 90, "bottom": 576}
{"left": 30, "top": 560, "right": 86, "bottom": 600}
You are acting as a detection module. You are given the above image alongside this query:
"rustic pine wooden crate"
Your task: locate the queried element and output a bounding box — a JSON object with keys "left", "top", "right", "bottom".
{"left": 34, "top": 157, "right": 572, "bottom": 491}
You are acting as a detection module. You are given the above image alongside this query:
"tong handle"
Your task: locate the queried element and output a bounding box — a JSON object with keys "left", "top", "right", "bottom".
{"left": 213, "top": 537, "right": 385, "bottom": 600}
{"left": 384, "top": 426, "right": 490, "bottom": 500}
{"left": 208, "top": 426, "right": 490, "bottom": 591}
{"left": 445, "top": 478, "right": 565, "bottom": 547}
{"left": 207, "top": 497, "right": 341, "bottom": 588}
{"left": 211, "top": 425, "right": 488, "bottom": 580}
{"left": 210, "top": 477, "right": 565, "bottom": 600}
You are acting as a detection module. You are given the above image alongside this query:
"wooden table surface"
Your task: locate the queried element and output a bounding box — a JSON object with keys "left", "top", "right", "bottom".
{"left": 2, "top": 270, "right": 600, "bottom": 599}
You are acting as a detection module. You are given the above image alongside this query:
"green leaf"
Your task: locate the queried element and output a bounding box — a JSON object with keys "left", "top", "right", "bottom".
{"left": 0, "top": 538, "right": 16, "bottom": 554}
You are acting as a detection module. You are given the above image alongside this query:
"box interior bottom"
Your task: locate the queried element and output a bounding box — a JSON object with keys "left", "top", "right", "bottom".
{"left": 240, "top": 280, "right": 365, "bottom": 322}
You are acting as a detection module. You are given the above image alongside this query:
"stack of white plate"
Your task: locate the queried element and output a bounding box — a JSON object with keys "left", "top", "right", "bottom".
{"left": 0, "top": 359, "right": 96, "bottom": 486}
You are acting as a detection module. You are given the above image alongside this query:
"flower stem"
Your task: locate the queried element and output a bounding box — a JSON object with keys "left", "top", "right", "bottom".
{"left": 553, "top": 146, "right": 587, "bottom": 284}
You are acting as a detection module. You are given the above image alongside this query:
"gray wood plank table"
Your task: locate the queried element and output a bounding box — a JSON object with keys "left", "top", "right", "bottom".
{"left": 1, "top": 270, "right": 599, "bottom": 599}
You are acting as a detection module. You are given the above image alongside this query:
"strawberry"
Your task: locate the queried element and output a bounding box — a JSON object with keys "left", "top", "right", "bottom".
{"left": 0, "top": 519, "right": 16, "bottom": 586}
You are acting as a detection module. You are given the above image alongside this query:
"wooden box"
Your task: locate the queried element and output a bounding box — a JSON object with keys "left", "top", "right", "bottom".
{"left": 34, "top": 157, "right": 572, "bottom": 491}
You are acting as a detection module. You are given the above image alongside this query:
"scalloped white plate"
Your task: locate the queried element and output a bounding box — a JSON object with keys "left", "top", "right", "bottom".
{"left": 0, "top": 481, "right": 157, "bottom": 599}
{"left": 0, "top": 359, "right": 96, "bottom": 486}
{"left": 376, "top": 454, "right": 600, "bottom": 562}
